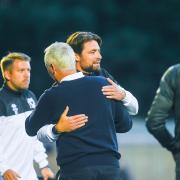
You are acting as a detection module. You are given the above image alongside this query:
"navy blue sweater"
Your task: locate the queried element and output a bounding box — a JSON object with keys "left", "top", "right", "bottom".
{"left": 25, "top": 76, "right": 132, "bottom": 173}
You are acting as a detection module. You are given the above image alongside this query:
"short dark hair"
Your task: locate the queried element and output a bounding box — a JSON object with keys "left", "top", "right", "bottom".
{"left": 66, "top": 32, "right": 102, "bottom": 54}
{"left": 0, "top": 52, "right": 31, "bottom": 80}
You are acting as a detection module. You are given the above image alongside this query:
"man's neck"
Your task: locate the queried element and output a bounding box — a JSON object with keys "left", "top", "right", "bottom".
{"left": 76, "top": 66, "right": 92, "bottom": 76}
{"left": 6, "top": 81, "right": 19, "bottom": 92}
{"left": 57, "top": 69, "right": 77, "bottom": 81}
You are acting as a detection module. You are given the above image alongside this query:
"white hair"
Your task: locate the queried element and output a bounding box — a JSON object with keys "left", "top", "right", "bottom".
{"left": 44, "top": 42, "right": 76, "bottom": 70}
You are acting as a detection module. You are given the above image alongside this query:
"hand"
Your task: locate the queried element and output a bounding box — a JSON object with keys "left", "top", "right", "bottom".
{"left": 55, "top": 106, "right": 88, "bottom": 133}
{"left": 41, "top": 167, "right": 54, "bottom": 180}
{"left": 102, "top": 78, "right": 126, "bottom": 100}
{"left": 3, "top": 169, "right": 21, "bottom": 180}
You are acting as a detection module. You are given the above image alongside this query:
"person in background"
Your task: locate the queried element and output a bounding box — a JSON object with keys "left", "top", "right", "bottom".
{"left": 146, "top": 64, "right": 180, "bottom": 180}
{"left": 0, "top": 52, "right": 54, "bottom": 180}
{"left": 25, "top": 42, "right": 132, "bottom": 180}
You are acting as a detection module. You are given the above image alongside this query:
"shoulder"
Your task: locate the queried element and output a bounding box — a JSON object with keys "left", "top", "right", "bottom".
{"left": 162, "top": 64, "right": 180, "bottom": 80}
{"left": 0, "top": 87, "right": 5, "bottom": 98}
{"left": 37, "top": 86, "right": 56, "bottom": 104}
{"left": 85, "top": 76, "right": 108, "bottom": 86}
{"left": 24, "top": 89, "right": 37, "bottom": 101}
{"left": 0, "top": 86, "right": 9, "bottom": 102}
{"left": 99, "top": 68, "right": 111, "bottom": 76}
{"left": 99, "top": 68, "right": 118, "bottom": 85}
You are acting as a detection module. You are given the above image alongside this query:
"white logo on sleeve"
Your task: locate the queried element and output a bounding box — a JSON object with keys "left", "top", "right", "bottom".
{"left": 27, "top": 98, "right": 36, "bottom": 109}
{"left": 11, "top": 104, "right": 18, "bottom": 115}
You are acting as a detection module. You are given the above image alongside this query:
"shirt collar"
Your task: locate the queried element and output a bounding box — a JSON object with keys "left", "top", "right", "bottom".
{"left": 60, "top": 72, "right": 84, "bottom": 83}
{"left": 3, "top": 83, "right": 26, "bottom": 96}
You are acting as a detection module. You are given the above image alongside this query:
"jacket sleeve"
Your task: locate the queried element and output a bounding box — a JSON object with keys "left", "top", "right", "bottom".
{"left": 0, "top": 118, "right": 8, "bottom": 176}
{"left": 0, "top": 101, "right": 9, "bottom": 175}
{"left": 37, "top": 124, "right": 59, "bottom": 143}
{"left": 25, "top": 92, "right": 53, "bottom": 136}
{"left": 100, "top": 68, "right": 138, "bottom": 115}
{"left": 113, "top": 101, "right": 133, "bottom": 133}
{"left": 146, "top": 66, "right": 177, "bottom": 153}
{"left": 33, "top": 137, "right": 48, "bottom": 169}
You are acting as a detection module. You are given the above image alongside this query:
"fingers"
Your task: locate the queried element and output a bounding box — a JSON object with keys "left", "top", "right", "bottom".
{"left": 70, "top": 116, "right": 88, "bottom": 124}
{"left": 102, "top": 85, "right": 115, "bottom": 97}
{"left": 3, "top": 170, "right": 21, "bottom": 180}
{"left": 107, "top": 78, "right": 116, "bottom": 85}
{"left": 56, "top": 113, "right": 88, "bottom": 133}
{"left": 62, "top": 106, "right": 69, "bottom": 116}
{"left": 41, "top": 167, "right": 54, "bottom": 180}
{"left": 43, "top": 177, "right": 48, "bottom": 180}
{"left": 102, "top": 91, "right": 114, "bottom": 96}
{"left": 67, "top": 115, "right": 88, "bottom": 131}
{"left": 102, "top": 85, "right": 114, "bottom": 91}
{"left": 69, "top": 115, "right": 88, "bottom": 125}
{"left": 70, "top": 114, "right": 88, "bottom": 120}
{"left": 70, "top": 122, "right": 86, "bottom": 131}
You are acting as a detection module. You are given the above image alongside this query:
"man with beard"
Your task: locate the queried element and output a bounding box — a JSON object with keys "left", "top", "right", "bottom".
{"left": 37, "top": 32, "right": 138, "bottom": 143}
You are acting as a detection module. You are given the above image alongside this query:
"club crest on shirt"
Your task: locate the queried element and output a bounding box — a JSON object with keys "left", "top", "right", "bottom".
{"left": 27, "top": 98, "right": 36, "bottom": 109}
{"left": 11, "top": 104, "right": 18, "bottom": 115}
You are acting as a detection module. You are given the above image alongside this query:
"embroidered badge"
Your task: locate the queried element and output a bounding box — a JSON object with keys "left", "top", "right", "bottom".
{"left": 11, "top": 104, "right": 18, "bottom": 115}
{"left": 27, "top": 98, "right": 36, "bottom": 109}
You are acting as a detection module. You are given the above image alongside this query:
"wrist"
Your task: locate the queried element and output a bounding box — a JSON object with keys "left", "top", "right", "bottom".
{"left": 52, "top": 125, "right": 62, "bottom": 134}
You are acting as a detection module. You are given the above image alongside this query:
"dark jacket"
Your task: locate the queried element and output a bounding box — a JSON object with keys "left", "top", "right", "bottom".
{"left": 95, "top": 68, "right": 118, "bottom": 85}
{"left": 146, "top": 64, "right": 180, "bottom": 154}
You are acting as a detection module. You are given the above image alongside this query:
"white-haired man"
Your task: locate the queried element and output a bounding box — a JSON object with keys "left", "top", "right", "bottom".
{"left": 25, "top": 42, "right": 132, "bottom": 180}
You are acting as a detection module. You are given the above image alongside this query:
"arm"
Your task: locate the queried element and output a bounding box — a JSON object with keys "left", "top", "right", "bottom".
{"left": 102, "top": 78, "right": 138, "bottom": 115}
{"left": 0, "top": 114, "right": 21, "bottom": 179}
{"left": 37, "top": 106, "right": 88, "bottom": 143}
{"left": 146, "top": 66, "right": 177, "bottom": 153}
{"left": 25, "top": 92, "right": 53, "bottom": 136}
{"left": 33, "top": 138, "right": 54, "bottom": 179}
{"left": 0, "top": 115, "right": 7, "bottom": 176}
{"left": 113, "top": 101, "right": 133, "bottom": 133}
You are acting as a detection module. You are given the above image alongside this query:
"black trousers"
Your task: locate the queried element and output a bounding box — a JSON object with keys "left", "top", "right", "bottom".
{"left": 56, "top": 165, "right": 121, "bottom": 180}
{"left": 174, "top": 153, "right": 180, "bottom": 180}
{"left": 172, "top": 152, "right": 180, "bottom": 180}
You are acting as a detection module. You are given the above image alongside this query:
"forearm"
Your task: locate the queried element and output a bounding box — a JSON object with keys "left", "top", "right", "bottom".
{"left": 115, "top": 102, "right": 133, "bottom": 133}
{"left": 0, "top": 131, "right": 8, "bottom": 176}
{"left": 25, "top": 116, "right": 38, "bottom": 136}
{"left": 37, "top": 125, "right": 59, "bottom": 143}
{"left": 146, "top": 92, "right": 175, "bottom": 151}
{"left": 121, "top": 88, "right": 139, "bottom": 115}
{"left": 146, "top": 118, "right": 176, "bottom": 152}
{"left": 33, "top": 139, "right": 49, "bottom": 168}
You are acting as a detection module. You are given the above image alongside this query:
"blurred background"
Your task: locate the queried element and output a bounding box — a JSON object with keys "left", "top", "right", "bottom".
{"left": 0, "top": 0, "right": 179, "bottom": 179}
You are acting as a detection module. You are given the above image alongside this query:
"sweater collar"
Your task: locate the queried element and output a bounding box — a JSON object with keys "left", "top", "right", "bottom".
{"left": 3, "top": 83, "right": 26, "bottom": 95}
{"left": 60, "top": 72, "right": 84, "bottom": 83}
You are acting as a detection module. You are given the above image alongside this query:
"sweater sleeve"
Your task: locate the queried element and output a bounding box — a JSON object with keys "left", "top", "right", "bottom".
{"left": 25, "top": 91, "right": 53, "bottom": 136}
{"left": 113, "top": 101, "right": 133, "bottom": 133}
{"left": 37, "top": 124, "right": 59, "bottom": 143}
{"left": 118, "top": 86, "right": 139, "bottom": 115}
